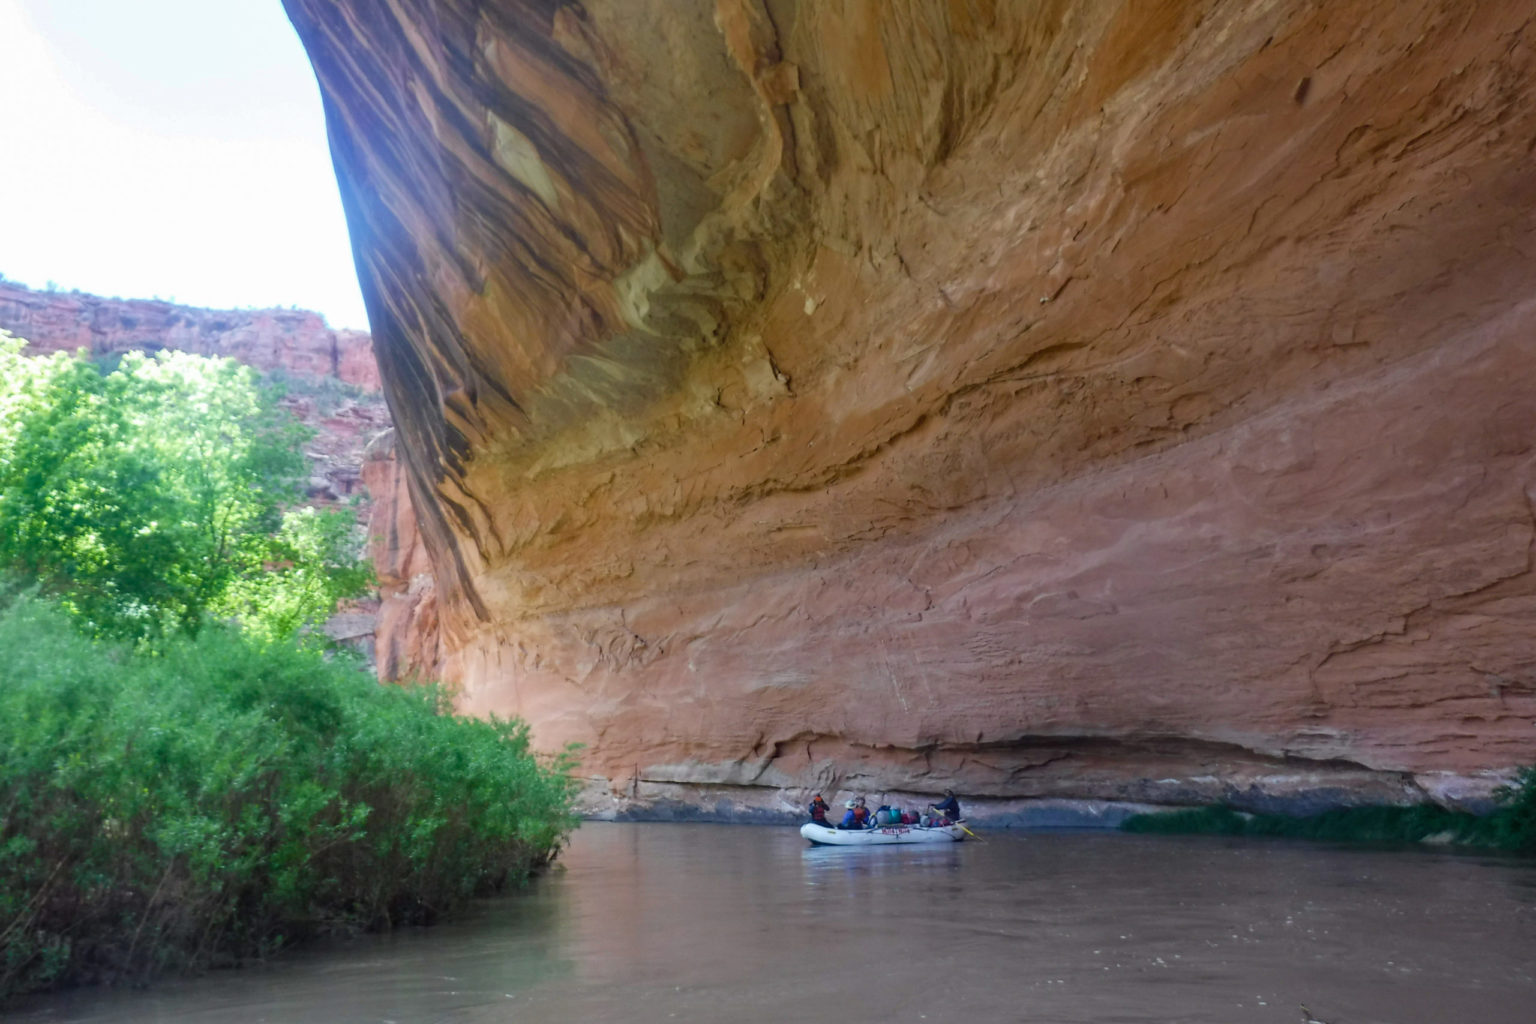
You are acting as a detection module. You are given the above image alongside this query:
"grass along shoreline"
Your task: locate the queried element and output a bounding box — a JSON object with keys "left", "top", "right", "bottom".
{"left": 1121, "top": 773, "right": 1536, "bottom": 852}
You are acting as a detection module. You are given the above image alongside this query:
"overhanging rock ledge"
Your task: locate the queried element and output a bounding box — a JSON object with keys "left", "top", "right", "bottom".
{"left": 286, "top": 0, "right": 1536, "bottom": 817}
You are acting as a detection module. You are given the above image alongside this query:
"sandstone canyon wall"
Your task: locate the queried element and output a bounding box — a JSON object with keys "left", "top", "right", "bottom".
{"left": 0, "top": 281, "right": 380, "bottom": 389}
{"left": 286, "top": 0, "right": 1536, "bottom": 817}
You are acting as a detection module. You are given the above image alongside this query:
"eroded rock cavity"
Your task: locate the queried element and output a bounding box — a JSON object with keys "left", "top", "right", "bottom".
{"left": 287, "top": 0, "right": 1536, "bottom": 816}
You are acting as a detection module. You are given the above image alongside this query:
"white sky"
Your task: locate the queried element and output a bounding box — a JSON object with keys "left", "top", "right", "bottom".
{"left": 0, "top": 0, "right": 369, "bottom": 329}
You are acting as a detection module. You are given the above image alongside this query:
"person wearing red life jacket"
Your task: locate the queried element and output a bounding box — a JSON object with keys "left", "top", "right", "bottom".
{"left": 808, "top": 793, "right": 832, "bottom": 825}
{"left": 838, "top": 797, "right": 872, "bottom": 829}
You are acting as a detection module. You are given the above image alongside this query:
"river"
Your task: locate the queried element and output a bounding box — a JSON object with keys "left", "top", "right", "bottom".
{"left": 11, "top": 822, "right": 1535, "bottom": 1023}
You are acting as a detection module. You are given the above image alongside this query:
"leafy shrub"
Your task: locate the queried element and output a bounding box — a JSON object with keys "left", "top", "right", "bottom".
{"left": 1489, "top": 766, "right": 1536, "bottom": 852}
{"left": 0, "top": 596, "right": 579, "bottom": 1000}
{"left": 1122, "top": 806, "right": 1254, "bottom": 836}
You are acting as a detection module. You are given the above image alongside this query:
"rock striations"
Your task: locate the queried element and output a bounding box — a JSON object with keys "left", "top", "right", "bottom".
{"left": 286, "top": 0, "right": 1536, "bottom": 817}
{"left": 0, "top": 281, "right": 379, "bottom": 390}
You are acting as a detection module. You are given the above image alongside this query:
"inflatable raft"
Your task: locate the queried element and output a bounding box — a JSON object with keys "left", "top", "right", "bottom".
{"left": 800, "top": 821, "right": 967, "bottom": 845}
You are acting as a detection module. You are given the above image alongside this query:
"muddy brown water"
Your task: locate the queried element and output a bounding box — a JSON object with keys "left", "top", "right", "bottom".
{"left": 11, "top": 822, "right": 1535, "bottom": 1023}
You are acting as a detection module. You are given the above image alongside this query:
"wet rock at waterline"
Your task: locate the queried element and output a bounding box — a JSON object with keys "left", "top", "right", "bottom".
{"left": 285, "top": 0, "right": 1536, "bottom": 815}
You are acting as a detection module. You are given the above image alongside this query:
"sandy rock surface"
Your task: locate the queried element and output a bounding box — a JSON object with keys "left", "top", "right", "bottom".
{"left": 286, "top": 0, "right": 1536, "bottom": 813}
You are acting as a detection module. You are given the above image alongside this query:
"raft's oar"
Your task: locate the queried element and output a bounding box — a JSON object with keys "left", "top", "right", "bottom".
{"left": 926, "top": 803, "right": 981, "bottom": 840}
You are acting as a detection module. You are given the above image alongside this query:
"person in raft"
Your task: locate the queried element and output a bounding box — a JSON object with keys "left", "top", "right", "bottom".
{"left": 929, "top": 789, "right": 962, "bottom": 824}
{"left": 808, "top": 793, "right": 832, "bottom": 826}
{"left": 839, "top": 797, "right": 872, "bottom": 829}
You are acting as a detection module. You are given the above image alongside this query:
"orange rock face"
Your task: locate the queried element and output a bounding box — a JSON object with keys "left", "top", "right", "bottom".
{"left": 0, "top": 281, "right": 380, "bottom": 390}
{"left": 362, "top": 430, "right": 443, "bottom": 682}
{"left": 287, "top": 0, "right": 1536, "bottom": 813}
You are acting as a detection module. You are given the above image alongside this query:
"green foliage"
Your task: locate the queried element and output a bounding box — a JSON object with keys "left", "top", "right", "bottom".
{"left": 211, "top": 506, "right": 375, "bottom": 642}
{"left": 0, "top": 595, "right": 579, "bottom": 1000}
{"left": 1122, "top": 806, "right": 1254, "bottom": 836}
{"left": 0, "top": 335, "right": 570, "bottom": 1002}
{"left": 1489, "top": 766, "right": 1536, "bottom": 852}
{"left": 0, "top": 333, "right": 367, "bottom": 642}
{"left": 1122, "top": 780, "right": 1536, "bottom": 853}
{"left": 264, "top": 367, "right": 370, "bottom": 416}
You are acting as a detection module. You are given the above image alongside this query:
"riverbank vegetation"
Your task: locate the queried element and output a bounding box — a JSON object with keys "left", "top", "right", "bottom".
{"left": 1122, "top": 774, "right": 1536, "bottom": 853}
{"left": 0, "top": 598, "right": 579, "bottom": 999}
{"left": 0, "top": 335, "right": 579, "bottom": 1000}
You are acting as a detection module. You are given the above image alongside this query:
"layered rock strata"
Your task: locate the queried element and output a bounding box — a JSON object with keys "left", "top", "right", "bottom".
{"left": 287, "top": 0, "right": 1536, "bottom": 815}
{"left": 0, "top": 281, "right": 379, "bottom": 389}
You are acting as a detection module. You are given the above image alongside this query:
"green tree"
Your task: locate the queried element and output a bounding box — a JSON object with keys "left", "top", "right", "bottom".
{"left": 0, "top": 332, "right": 368, "bottom": 641}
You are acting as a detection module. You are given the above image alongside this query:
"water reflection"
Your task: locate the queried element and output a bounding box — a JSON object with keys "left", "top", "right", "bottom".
{"left": 10, "top": 887, "right": 575, "bottom": 1024}
{"left": 799, "top": 840, "right": 965, "bottom": 884}
{"left": 12, "top": 824, "right": 1536, "bottom": 1024}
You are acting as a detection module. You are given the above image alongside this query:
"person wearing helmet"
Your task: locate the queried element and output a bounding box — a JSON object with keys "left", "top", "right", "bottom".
{"left": 808, "top": 793, "right": 832, "bottom": 826}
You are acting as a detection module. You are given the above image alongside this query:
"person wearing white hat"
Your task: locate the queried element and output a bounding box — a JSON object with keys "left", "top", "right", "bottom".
{"left": 838, "top": 796, "right": 871, "bottom": 829}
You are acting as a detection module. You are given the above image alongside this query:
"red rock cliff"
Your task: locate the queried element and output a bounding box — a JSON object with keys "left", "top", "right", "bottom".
{"left": 286, "top": 0, "right": 1536, "bottom": 814}
{"left": 0, "top": 280, "right": 380, "bottom": 389}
